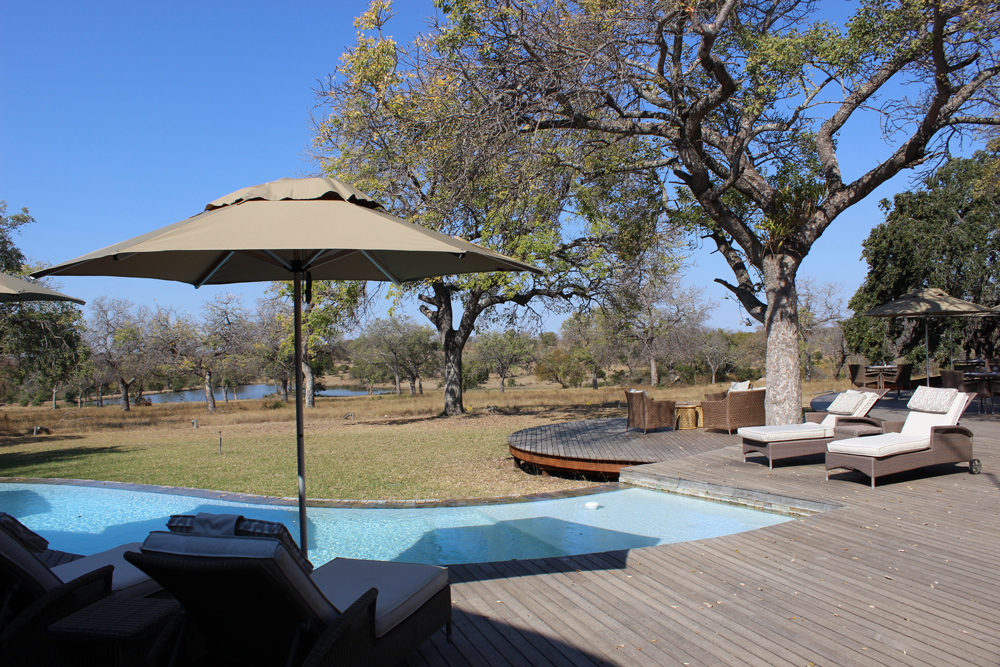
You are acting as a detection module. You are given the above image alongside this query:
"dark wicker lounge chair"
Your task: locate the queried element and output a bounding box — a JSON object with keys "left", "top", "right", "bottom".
{"left": 702, "top": 388, "right": 765, "bottom": 434}
{"left": 738, "top": 389, "right": 888, "bottom": 469}
{"left": 826, "top": 388, "right": 980, "bottom": 489}
{"left": 124, "top": 514, "right": 451, "bottom": 667}
{"left": 624, "top": 390, "right": 676, "bottom": 433}
{"left": 0, "top": 513, "right": 161, "bottom": 666}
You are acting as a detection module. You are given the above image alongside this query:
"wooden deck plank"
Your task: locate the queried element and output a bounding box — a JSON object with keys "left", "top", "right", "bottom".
{"left": 675, "top": 537, "right": 992, "bottom": 667}
{"left": 404, "top": 402, "right": 1000, "bottom": 667}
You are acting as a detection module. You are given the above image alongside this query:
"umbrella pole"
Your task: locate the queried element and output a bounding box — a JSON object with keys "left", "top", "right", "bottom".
{"left": 294, "top": 271, "right": 308, "bottom": 552}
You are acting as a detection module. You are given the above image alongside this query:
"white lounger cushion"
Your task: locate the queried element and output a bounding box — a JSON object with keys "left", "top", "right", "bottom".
{"left": 827, "top": 433, "right": 930, "bottom": 457}
{"left": 852, "top": 391, "right": 881, "bottom": 417}
{"left": 901, "top": 390, "right": 968, "bottom": 438}
{"left": 52, "top": 542, "right": 159, "bottom": 598}
{"left": 738, "top": 423, "right": 834, "bottom": 442}
{"left": 826, "top": 392, "right": 866, "bottom": 415}
{"left": 312, "top": 557, "right": 449, "bottom": 638}
{"left": 0, "top": 528, "right": 157, "bottom": 598}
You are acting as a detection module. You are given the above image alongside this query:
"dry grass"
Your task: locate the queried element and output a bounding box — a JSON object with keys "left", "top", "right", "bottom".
{"left": 0, "top": 378, "right": 854, "bottom": 500}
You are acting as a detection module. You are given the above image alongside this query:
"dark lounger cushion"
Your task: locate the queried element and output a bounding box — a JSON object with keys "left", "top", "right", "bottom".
{"left": 0, "top": 512, "right": 50, "bottom": 552}
{"left": 167, "top": 514, "right": 313, "bottom": 574}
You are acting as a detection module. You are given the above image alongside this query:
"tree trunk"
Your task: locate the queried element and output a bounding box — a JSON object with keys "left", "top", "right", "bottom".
{"left": 97, "top": 384, "right": 103, "bottom": 408}
{"left": 203, "top": 370, "right": 217, "bottom": 412}
{"left": 223, "top": 383, "right": 230, "bottom": 403}
{"left": 408, "top": 374, "right": 416, "bottom": 395}
{"left": 499, "top": 373, "right": 506, "bottom": 393}
{"left": 649, "top": 356, "right": 659, "bottom": 386}
{"left": 442, "top": 332, "right": 464, "bottom": 415}
{"left": 51, "top": 387, "right": 58, "bottom": 410}
{"left": 233, "top": 384, "right": 239, "bottom": 400}
{"left": 762, "top": 253, "right": 803, "bottom": 425}
{"left": 302, "top": 361, "right": 315, "bottom": 408}
{"left": 280, "top": 378, "right": 289, "bottom": 402}
{"left": 392, "top": 358, "right": 401, "bottom": 396}
{"left": 420, "top": 283, "right": 480, "bottom": 416}
{"left": 418, "top": 375, "right": 423, "bottom": 395}
{"left": 119, "top": 378, "right": 132, "bottom": 412}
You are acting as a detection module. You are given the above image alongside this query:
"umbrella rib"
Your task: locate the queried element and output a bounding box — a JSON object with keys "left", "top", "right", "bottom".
{"left": 233, "top": 250, "right": 293, "bottom": 271}
{"left": 361, "top": 250, "right": 401, "bottom": 286}
{"left": 263, "top": 250, "right": 295, "bottom": 271}
{"left": 302, "top": 249, "right": 329, "bottom": 269}
{"left": 304, "top": 249, "right": 360, "bottom": 270}
{"left": 194, "top": 251, "right": 235, "bottom": 288}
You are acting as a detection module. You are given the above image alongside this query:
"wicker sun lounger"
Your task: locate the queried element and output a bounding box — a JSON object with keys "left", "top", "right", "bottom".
{"left": 826, "top": 387, "right": 981, "bottom": 489}
{"left": 124, "top": 513, "right": 451, "bottom": 667}
{"left": 738, "top": 389, "right": 888, "bottom": 469}
{"left": 1, "top": 513, "right": 161, "bottom": 666}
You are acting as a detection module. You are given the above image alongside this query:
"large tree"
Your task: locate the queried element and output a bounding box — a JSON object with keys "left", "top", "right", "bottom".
{"left": 422, "top": 0, "right": 1000, "bottom": 423}
{"left": 85, "top": 297, "right": 157, "bottom": 411}
{"left": 844, "top": 151, "right": 1000, "bottom": 362}
{"left": 313, "top": 1, "right": 677, "bottom": 415}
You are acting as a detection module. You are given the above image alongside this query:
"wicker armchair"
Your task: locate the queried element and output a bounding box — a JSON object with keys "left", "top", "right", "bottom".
{"left": 849, "top": 364, "right": 880, "bottom": 389}
{"left": 882, "top": 363, "right": 913, "bottom": 398}
{"left": 701, "top": 388, "right": 766, "bottom": 434}
{"left": 624, "top": 390, "right": 676, "bottom": 434}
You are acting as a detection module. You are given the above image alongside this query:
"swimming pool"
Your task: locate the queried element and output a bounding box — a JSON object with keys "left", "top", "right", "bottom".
{"left": 1, "top": 482, "right": 790, "bottom": 566}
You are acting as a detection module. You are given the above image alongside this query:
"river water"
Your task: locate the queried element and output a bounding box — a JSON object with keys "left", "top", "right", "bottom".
{"left": 102, "top": 383, "right": 380, "bottom": 405}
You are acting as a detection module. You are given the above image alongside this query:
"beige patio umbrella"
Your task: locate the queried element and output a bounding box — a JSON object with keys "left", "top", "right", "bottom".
{"left": 0, "top": 272, "right": 84, "bottom": 305}
{"left": 862, "top": 287, "right": 994, "bottom": 386}
{"left": 34, "top": 176, "right": 541, "bottom": 551}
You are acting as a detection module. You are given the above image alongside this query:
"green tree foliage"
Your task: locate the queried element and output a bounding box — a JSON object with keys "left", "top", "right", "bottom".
{"left": 461, "top": 358, "right": 490, "bottom": 392}
{"left": 270, "top": 280, "right": 362, "bottom": 407}
{"left": 0, "top": 202, "right": 31, "bottom": 273}
{"left": 472, "top": 329, "right": 534, "bottom": 392}
{"left": 312, "top": 1, "right": 678, "bottom": 415}
{"left": 0, "top": 204, "right": 87, "bottom": 407}
{"left": 844, "top": 152, "right": 1000, "bottom": 362}
{"left": 423, "top": 0, "right": 1000, "bottom": 424}
{"left": 534, "top": 348, "right": 587, "bottom": 388}
{"left": 0, "top": 299, "right": 87, "bottom": 407}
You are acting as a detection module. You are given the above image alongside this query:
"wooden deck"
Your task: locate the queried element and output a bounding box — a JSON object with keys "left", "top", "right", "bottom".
{"left": 508, "top": 418, "right": 735, "bottom": 476}
{"left": 408, "top": 405, "right": 1000, "bottom": 666}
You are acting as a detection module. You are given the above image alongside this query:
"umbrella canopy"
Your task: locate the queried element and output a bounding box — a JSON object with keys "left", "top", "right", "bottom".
{"left": 0, "top": 272, "right": 84, "bottom": 305}
{"left": 34, "top": 176, "right": 542, "bottom": 551}
{"left": 862, "top": 288, "right": 994, "bottom": 384}
{"left": 34, "top": 177, "right": 535, "bottom": 286}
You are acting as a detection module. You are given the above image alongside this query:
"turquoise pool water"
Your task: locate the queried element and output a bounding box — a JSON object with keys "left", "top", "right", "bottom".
{"left": 1, "top": 483, "right": 790, "bottom": 566}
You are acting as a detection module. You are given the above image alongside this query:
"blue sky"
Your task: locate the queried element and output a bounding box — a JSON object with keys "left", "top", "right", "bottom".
{"left": 1, "top": 1, "right": 965, "bottom": 331}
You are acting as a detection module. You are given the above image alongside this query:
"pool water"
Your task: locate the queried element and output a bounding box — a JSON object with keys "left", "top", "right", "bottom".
{"left": 1, "top": 483, "right": 790, "bottom": 566}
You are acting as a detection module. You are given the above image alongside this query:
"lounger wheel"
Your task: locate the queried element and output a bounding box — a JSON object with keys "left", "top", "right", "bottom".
{"left": 970, "top": 459, "right": 982, "bottom": 474}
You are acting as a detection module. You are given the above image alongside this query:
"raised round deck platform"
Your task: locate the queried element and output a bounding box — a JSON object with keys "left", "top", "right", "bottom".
{"left": 507, "top": 418, "right": 738, "bottom": 477}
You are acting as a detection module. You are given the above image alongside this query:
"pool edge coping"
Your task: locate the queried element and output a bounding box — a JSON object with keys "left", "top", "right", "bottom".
{"left": 620, "top": 469, "right": 842, "bottom": 516}
{"left": 0, "top": 476, "right": 621, "bottom": 508}
{"left": 1, "top": 474, "right": 840, "bottom": 517}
